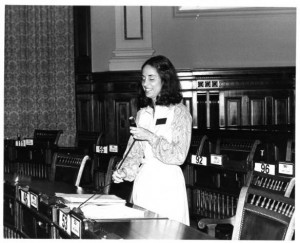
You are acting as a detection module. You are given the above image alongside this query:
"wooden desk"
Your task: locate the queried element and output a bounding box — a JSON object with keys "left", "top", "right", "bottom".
{"left": 86, "top": 219, "right": 213, "bottom": 239}
{"left": 4, "top": 142, "right": 57, "bottom": 179}
{"left": 4, "top": 174, "right": 214, "bottom": 240}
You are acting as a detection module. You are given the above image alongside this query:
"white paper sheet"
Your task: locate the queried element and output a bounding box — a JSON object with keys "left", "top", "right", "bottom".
{"left": 55, "top": 193, "right": 126, "bottom": 205}
{"left": 80, "top": 204, "right": 145, "bottom": 219}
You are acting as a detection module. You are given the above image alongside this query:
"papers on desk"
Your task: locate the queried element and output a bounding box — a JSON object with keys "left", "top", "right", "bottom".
{"left": 55, "top": 193, "right": 145, "bottom": 220}
{"left": 55, "top": 193, "right": 126, "bottom": 205}
{"left": 80, "top": 204, "right": 145, "bottom": 220}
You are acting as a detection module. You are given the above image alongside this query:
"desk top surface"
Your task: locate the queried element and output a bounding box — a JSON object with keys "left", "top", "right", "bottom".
{"left": 87, "top": 219, "right": 213, "bottom": 240}
{"left": 4, "top": 174, "right": 214, "bottom": 240}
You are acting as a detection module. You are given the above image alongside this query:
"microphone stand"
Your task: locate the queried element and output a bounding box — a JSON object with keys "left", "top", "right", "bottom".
{"left": 72, "top": 137, "right": 136, "bottom": 215}
{"left": 115, "top": 138, "right": 136, "bottom": 170}
{"left": 72, "top": 183, "right": 113, "bottom": 215}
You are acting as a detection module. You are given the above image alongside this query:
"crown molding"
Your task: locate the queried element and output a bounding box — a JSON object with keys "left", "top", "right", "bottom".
{"left": 173, "top": 7, "right": 296, "bottom": 18}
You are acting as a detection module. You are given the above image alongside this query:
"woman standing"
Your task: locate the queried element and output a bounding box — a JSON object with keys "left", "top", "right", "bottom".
{"left": 112, "top": 55, "right": 192, "bottom": 225}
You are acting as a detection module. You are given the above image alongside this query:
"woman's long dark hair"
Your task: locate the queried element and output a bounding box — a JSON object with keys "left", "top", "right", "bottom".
{"left": 138, "top": 55, "right": 182, "bottom": 108}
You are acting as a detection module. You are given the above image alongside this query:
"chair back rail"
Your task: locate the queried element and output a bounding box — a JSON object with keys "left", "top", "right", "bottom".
{"left": 50, "top": 152, "right": 91, "bottom": 186}
{"left": 198, "top": 185, "right": 295, "bottom": 240}
{"left": 233, "top": 186, "right": 295, "bottom": 240}
{"left": 248, "top": 171, "right": 295, "bottom": 198}
{"left": 34, "top": 129, "right": 63, "bottom": 146}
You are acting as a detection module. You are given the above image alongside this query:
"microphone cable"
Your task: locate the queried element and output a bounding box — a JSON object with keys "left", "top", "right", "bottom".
{"left": 115, "top": 138, "right": 136, "bottom": 170}
{"left": 74, "top": 137, "right": 136, "bottom": 212}
{"left": 76, "top": 182, "right": 113, "bottom": 209}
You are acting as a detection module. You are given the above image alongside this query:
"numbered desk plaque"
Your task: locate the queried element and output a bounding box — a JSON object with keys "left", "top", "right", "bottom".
{"left": 58, "top": 208, "right": 71, "bottom": 235}
{"left": 25, "top": 138, "right": 34, "bottom": 146}
{"left": 29, "top": 191, "right": 39, "bottom": 210}
{"left": 254, "top": 162, "right": 275, "bottom": 175}
{"left": 278, "top": 162, "right": 294, "bottom": 176}
{"left": 19, "top": 187, "right": 31, "bottom": 207}
{"left": 70, "top": 213, "right": 83, "bottom": 238}
{"left": 191, "top": 154, "right": 207, "bottom": 166}
{"left": 210, "top": 154, "right": 223, "bottom": 166}
{"left": 96, "top": 146, "right": 108, "bottom": 154}
{"left": 109, "top": 145, "right": 118, "bottom": 153}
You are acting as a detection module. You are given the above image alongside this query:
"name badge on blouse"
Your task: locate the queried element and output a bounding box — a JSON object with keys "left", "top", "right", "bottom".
{"left": 156, "top": 118, "right": 167, "bottom": 125}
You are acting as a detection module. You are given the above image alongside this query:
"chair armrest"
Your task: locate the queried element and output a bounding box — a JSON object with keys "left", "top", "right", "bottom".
{"left": 198, "top": 216, "right": 236, "bottom": 238}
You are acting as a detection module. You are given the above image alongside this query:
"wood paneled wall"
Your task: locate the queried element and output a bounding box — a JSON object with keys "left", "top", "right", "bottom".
{"left": 178, "top": 67, "right": 295, "bottom": 129}
{"left": 75, "top": 67, "right": 295, "bottom": 153}
{"left": 73, "top": 7, "right": 295, "bottom": 153}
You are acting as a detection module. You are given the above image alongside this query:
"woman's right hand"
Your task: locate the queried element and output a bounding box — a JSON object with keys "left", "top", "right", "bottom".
{"left": 112, "top": 169, "right": 126, "bottom": 183}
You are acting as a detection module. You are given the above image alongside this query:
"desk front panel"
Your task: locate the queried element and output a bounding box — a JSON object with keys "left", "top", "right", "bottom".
{"left": 4, "top": 175, "right": 214, "bottom": 240}
{"left": 88, "top": 219, "right": 214, "bottom": 240}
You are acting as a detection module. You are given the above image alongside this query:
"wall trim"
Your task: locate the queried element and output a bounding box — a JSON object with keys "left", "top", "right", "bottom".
{"left": 173, "top": 7, "right": 296, "bottom": 18}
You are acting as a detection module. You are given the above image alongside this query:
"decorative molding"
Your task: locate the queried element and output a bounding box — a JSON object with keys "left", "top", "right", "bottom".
{"left": 177, "top": 67, "right": 295, "bottom": 91}
{"left": 173, "top": 7, "right": 296, "bottom": 18}
{"left": 87, "top": 67, "right": 295, "bottom": 92}
{"left": 109, "top": 54, "right": 153, "bottom": 71}
{"left": 109, "top": 6, "right": 155, "bottom": 71}
{"left": 197, "top": 80, "right": 220, "bottom": 89}
{"left": 124, "top": 6, "right": 143, "bottom": 40}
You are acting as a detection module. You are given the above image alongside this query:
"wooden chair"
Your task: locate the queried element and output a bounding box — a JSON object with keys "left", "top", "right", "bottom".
{"left": 33, "top": 129, "right": 63, "bottom": 147}
{"left": 58, "top": 131, "right": 103, "bottom": 181}
{"left": 3, "top": 225, "right": 29, "bottom": 239}
{"left": 75, "top": 131, "right": 103, "bottom": 151}
{"left": 272, "top": 137, "right": 295, "bottom": 163}
{"left": 95, "top": 155, "right": 133, "bottom": 202}
{"left": 247, "top": 171, "right": 295, "bottom": 198}
{"left": 285, "top": 138, "right": 295, "bottom": 163}
{"left": 212, "top": 136, "right": 261, "bottom": 172}
{"left": 10, "top": 130, "right": 63, "bottom": 178}
{"left": 58, "top": 131, "right": 102, "bottom": 155}
{"left": 194, "top": 135, "right": 209, "bottom": 163}
{"left": 249, "top": 137, "right": 295, "bottom": 199}
{"left": 50, "top": 152, "right": 92, "bottom": 187}
{"left": 103, "top": 156, "right": 121, "bottom": 194}
{"left": 198, "top": 185, "right": 295, "bottom": 240}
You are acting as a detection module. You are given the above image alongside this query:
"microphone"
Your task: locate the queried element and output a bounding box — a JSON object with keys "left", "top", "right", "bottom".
{"left": 115, "top": 116, "right": 137, "bottom": 170}
{"left": 72, "top": 183, "right": 112, "bottom": 215}
{"left": 72, "top": 116, "right": 137, "bottom": 214}
{"left": 129, "top": 116, "right": 137, "bottom": 127}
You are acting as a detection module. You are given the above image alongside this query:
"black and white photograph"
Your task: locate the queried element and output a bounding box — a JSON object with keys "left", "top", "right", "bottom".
{"left": 1, "top": 0, "right": 297, "bottom": 240}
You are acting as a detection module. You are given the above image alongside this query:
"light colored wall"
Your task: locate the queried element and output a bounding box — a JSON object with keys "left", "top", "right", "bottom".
{"left": 91, "top": 6, "right": 296, "bottom": 71}
{"left": 91, "top": 6, "right": 115, "bottom": 72}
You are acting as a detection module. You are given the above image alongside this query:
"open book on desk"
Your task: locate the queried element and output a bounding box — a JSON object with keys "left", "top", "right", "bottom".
{"left": 55, "top": 193, "right": 126, "bottom": 205}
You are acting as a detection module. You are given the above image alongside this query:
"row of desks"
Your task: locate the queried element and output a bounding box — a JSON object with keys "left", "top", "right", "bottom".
{"left": 3, "top": 174, "right": 214, "bottom": 240}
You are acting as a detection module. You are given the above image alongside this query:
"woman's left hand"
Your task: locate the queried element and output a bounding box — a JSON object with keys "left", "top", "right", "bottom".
{"left": 130, "top": 126, "right": 152, "bottom": 141}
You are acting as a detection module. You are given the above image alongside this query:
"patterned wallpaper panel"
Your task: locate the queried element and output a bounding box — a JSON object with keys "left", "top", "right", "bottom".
{"left": 5, "top": 6, "right": 76, "bottom": 146}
